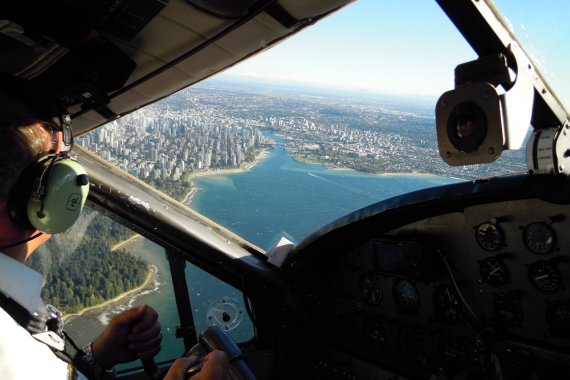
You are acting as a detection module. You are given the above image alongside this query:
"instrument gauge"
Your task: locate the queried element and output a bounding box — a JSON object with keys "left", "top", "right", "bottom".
{"left": 528, "top": 260, "right": 562, "bottom": 293}
{"left": 523, "top": 222, "right": 556, "bottom": 254}
{"left": 360, "top": 271, "right": 383, "bottom": 306}
{"left": 476, "top": 222, "right": 503, "bottom": 252}
{"left": 479, "top": 256, "right": 509, "bottom": 286}
{"left": 433, "top": 284, "right": 465, "bottom": 324}
{"left": 393, "top": 279, "right": 420, "bottom": 314}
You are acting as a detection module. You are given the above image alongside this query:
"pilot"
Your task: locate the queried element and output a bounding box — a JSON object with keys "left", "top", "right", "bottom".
{"left": 0, "top": 89, "right": 229, "bottom": 379}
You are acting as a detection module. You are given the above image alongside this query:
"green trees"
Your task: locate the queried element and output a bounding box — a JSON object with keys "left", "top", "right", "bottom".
{"left": 26, "top": 209, "right": 149, "bottom": 314}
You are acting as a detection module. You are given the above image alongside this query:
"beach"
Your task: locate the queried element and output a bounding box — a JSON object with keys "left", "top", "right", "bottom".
{"left": 62, "top": 148, "right": 272, "bottom": 322}
{"left": 188, "top": 148, "right": 271, "bottom": 179}
{"left": 63, "top": 264, "right": 158, "bottom": 322}
{"left": 181, "top": 147, "right": 271, "bottom": 205}
{"left": 111, "top": 234, "right": 142, "bottom": 251}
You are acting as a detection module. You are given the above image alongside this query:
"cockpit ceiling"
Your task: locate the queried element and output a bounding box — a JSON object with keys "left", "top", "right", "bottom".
{"left": 0, "top": 0, "right": 352, "bottom": 135}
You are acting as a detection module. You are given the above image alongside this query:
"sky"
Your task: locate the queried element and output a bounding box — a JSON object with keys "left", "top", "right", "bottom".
{"left": 218, "top": 0, "right": 569, "bottom": 106}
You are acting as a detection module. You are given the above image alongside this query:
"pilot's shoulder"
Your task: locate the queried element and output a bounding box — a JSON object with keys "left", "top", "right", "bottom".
{"left": 0, "top": 308, "right": 70, "bottom": 379}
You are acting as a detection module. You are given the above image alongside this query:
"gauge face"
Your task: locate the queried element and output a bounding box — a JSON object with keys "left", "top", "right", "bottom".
{"left": 476, "top": 222, "right": 503, "bottom": 252}
{"left": 393, "top": 279, "right": 420, "bottom": 314}
{"left": 360, "top": 271, "right": 383, "bottom": 306}
{"left": 433, "top": 284, "right": 465, "bottom": 324}
{"left": 493, "top": 292, "right": 523, "bottom": 325}
{"left": 398, "top": 326, "right": 425, "bottom": 361}
{"left": 523, "top": 222, "right": 556, "bottom": 254}
{"left": 528, "top": 260, "right": 562, "bottom": 293}
{"left": 479, "top": 256, "right": 509, "bottom": 286}
{"left": 363, "top": 316, "right": 386, "bottom": 348}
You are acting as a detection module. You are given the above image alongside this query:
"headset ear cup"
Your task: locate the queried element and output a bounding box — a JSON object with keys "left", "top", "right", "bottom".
{"left": 8, "top": 157, "right": 50, "bottom": 230}
{"left": 26, "top": 158, "right": 89, "bottom": 234}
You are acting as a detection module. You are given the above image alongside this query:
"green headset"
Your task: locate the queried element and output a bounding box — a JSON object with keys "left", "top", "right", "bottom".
{"left": 8, "top": 117, "right": 90, "bottom": 235}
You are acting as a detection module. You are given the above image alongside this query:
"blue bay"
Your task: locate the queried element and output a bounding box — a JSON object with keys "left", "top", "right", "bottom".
{"left": 66, "top": 133, "right": 458, "bottom": 368}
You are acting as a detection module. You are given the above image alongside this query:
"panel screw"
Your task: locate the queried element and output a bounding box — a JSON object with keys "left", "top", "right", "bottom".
{"left": 488, "top": 147, "right": 495, "bottom": 154}
{"left": 445, "top": 151, "right": 451, "bottom": 158}
{"left": 559, "top": 165, "right": 565, "bottom": 172}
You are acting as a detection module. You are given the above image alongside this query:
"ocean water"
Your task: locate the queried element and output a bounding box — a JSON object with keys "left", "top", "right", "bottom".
{"left": 190, "top": 137, "right": 455, "bottom": 250}
{"left": 65, "top": 135, "right": 458, "bottom": 368}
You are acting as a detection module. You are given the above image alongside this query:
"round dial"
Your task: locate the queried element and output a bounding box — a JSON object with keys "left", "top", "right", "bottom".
{"left": 393, "top": 279, "right": 420, "bottom": 314}
{"left": 363, "top": 316, "right": 386, "bottom": 348}
{"left": 523, "top": 222, "right": 556, "bottom": 254}
{"left": 528, "top": 260, "right": 562, "bottom": 293}
{"left": 433, "top": 284, "right": 465, "bottom": 324}
{"left": 360, "top": 271, "right": 383, "bottom": 306}
{"left": 479, "top": 256, "right": 509, "bottom": 286}
{"left": 476, "top": 222, "right": 503, "bottom": 252}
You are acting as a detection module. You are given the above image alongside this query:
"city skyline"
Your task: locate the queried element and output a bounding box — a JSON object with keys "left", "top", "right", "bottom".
{"left": 218, "top": 0, "right": 569, "bottom": 106}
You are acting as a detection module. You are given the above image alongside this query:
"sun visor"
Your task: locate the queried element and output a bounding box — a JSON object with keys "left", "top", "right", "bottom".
{"left": 0, "top": 0, "right": 167, "bottom": 115}
{"left": 185, "top": 0, "right": 260, "bottom": 18}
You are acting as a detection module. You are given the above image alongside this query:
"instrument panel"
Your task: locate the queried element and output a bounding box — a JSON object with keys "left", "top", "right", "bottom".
{"left": 311, "top": 197, "right": 570, "bottom": 379}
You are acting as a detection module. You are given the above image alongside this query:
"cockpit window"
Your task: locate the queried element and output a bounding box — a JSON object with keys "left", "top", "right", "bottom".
{"left": 77, "top": 0, "right": 537, "bottom": 247}
{"left": 492, "top": 0, "right": 570, "bottom": 107}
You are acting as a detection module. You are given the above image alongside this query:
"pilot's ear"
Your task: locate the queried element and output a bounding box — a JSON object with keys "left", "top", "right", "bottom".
{"left": 9, "top": 155, "right": 89, "bottom": 234}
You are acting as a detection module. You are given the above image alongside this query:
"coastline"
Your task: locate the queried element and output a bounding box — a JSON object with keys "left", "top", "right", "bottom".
{"left": 63, "top": 146, "right": 273, "bottom": 321}
{"left": 182, "top": 147, "right": 271, "bottom": 205}
{"left": 326, "top": 165, "right": 441, "bottom": 178}
{"left": 111, "top": 234, "right": 142, "bottom": 251}
{"left": 188, "top": 148, "right": 271, "bottom": 179}
{"left": 63, "top": 264, "right": 157, "bottom": 322}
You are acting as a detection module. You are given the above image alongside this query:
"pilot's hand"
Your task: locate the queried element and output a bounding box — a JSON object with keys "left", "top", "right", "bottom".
{"left": 164, "top": 350, "right": 230, "bottom": 380}
{"left": 91, "top": 304, "right": 162, "bottom": 369}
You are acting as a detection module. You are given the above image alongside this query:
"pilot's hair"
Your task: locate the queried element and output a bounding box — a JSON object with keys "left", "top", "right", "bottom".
{"left": 0, "top": 112, "right": 51, "bottom": 200}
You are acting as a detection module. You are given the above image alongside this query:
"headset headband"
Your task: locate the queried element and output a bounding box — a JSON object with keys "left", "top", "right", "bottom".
{"left": 44, "top": 114, "right": 74, "bottom": 155}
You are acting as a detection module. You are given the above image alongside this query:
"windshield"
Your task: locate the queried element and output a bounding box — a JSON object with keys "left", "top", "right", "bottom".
{"left": 74, "top": 0, "right": 551, "bottom": 249}
{"left": 492, "top": 0, "right": 570, "bottom": 108}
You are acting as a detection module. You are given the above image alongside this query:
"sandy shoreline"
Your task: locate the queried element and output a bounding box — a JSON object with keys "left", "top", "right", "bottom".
{"left": 61, "top": 148, "right": 271, "bottom": 322}
{"left": 63, "top": 264, "right": 157, "bottom": 322}
{"left": 188, "top": 148, "right": 271, "bottom": 179}
{"left": 327, "top": 166, "right": 441, "bottom": 177}
{"left": 111, "top": 234, "right": 142, "bottom": 251}
{"left": 181, "top": 148, "right": 271, "bottom": 205}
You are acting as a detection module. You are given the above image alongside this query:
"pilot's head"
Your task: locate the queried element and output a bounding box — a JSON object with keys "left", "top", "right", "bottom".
{"left": 0, "top": 98, "right": 56, "bottom": 261}
{"left": 0, "top": 79, "right": 90, "bottom": 262}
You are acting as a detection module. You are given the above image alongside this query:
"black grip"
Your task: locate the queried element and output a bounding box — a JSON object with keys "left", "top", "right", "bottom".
{"left": 199, "top": 326, "right": 257, "bottom": 380}
{"left": 141, "top": 358, "right": 162, "bottom": 379}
